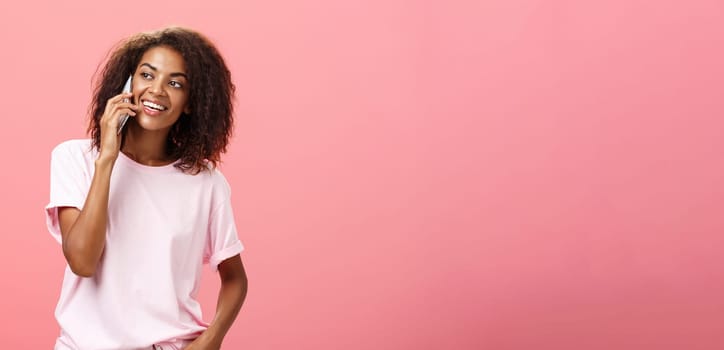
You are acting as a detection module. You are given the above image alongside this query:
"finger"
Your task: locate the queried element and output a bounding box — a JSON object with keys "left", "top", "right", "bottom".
{"left": 102, "top": 100, "right": 137, "bottom": 122}
{"left": 117, "top": 101, "right": 139, "bottom": 110}
{"left": 103, "top": 109, "right": 136, "bottom": 128}
{"left": 105, "top": 93, "right": 130, "bottom": 106}
{"left": 115, "top": 108, "right": 137, "bottom": 118}
{"left": 105, "top": 93, "right": 134, "bottom": 107}
{"left": 101, "top": 104, "right": 121, "bottom": 123}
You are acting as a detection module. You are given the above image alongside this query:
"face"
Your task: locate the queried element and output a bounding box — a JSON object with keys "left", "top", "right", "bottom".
{"left": 131, "top": 46, "right": 190, "bottom": 133}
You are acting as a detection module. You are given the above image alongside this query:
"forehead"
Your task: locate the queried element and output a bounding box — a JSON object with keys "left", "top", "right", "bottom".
{"left": 138, "top": 46, "right": 187, "bottom": 72}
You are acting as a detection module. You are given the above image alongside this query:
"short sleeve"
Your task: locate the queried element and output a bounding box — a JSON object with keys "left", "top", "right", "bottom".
{"left": 44, "top": 142, "right": 90, "bottom": 244}
{"left": 204, "top": 197, "right": 244, "bottom": 271}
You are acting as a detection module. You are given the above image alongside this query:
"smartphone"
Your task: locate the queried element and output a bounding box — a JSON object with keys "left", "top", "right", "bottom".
{"left": 117, "top": 75, "right": 133, "bottom": 135}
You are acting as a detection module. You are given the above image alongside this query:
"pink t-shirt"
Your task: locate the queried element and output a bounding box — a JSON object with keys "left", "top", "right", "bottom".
{"left": 44, "top": 139, "right": 244, "bottom": 350}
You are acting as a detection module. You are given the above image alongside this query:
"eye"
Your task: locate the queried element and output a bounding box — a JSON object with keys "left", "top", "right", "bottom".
{"left": 169, "top": 81, "right": 183, "bottom": 89}
{"left": 141, "top": 72, "right": 153, "bottom": 80}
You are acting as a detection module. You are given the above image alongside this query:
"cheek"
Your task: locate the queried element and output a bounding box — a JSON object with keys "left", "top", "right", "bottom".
{"left": 132, "top": 84, "right": 148, "bottom": 102}
{"left": 171, "top": 91, "right": 189, "bottom": 109}
{"left": 131, "top": 79, "right": 145, "bottom": 94}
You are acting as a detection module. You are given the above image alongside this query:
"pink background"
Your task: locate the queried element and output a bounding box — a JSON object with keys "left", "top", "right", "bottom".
{"left": 1, "top": 0, "right": 723, "bottom": 349}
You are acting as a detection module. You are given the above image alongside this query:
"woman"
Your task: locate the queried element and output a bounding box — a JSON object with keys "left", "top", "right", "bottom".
{"left": 44, "top": 27, "right": 248, "bottom": 350}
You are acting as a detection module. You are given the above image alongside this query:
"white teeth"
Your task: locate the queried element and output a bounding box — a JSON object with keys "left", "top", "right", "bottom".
{"left": 143, "top": 101, "right": 167, "bottom": 111}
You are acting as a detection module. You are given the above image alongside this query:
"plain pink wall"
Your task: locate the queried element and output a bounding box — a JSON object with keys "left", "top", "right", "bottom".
{"left": 1, "top": 0, "right": 723, "bottom": 349}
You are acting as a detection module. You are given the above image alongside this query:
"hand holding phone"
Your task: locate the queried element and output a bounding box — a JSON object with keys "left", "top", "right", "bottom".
{"left": 117, "top": 75, "right": 133, "bottom": 135}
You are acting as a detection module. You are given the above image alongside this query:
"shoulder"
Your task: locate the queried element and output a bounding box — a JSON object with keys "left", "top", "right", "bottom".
{"left": 210, "top": 167, "right": 232, "bottom": 194}
{"left": 51, "top": 139, "right": 95, "bottom": 160}
{"left": 197, "top": 165, "right": 233, "bottom": 204}
{"left": 50, "top": 139, "right": 97, "bottom": 176}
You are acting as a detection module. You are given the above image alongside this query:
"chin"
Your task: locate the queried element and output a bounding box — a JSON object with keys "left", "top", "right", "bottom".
{"left": 135, "top": 115, "right": 176, "bottom": 132}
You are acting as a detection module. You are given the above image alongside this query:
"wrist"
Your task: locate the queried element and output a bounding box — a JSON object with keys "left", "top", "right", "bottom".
{"left": 95, "top": 155, "right": 116, "bottom": 169}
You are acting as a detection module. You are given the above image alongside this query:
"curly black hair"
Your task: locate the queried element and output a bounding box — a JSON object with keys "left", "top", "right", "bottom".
{"left": 88, "top": 27, "right": 235, "bottom": 174}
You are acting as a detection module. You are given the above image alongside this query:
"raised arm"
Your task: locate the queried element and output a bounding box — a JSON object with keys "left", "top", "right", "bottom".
{"left": 58, "top": 92, "right": 136, "bottom": 277}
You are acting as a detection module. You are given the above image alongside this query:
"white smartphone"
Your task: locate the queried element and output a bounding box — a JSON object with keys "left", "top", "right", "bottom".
{"left": 117, "top": 75, "right": 133, "bottom": 135}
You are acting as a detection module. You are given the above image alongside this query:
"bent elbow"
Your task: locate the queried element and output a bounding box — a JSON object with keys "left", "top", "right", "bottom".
{"left": 63, "top": 245, "right": 98, "bottom": 278}
{"left": 67, "top": 260, "right": 97, "bottom": 277}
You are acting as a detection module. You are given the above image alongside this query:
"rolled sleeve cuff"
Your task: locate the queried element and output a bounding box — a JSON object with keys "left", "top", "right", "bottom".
{"left": 208, "top": 240, "right": 244, "bottom": 271}
{"left": 44, "top": 202, "right": 82, "bottom": 244}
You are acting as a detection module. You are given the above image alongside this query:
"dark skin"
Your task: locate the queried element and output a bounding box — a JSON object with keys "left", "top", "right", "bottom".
{"left": 58, "top": 46, "right": 247, "bottom": 349}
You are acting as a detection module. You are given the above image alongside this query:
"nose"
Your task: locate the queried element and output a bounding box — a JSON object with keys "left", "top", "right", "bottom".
{"left": 148, "top": 80, "right": 166, "bottom": 96}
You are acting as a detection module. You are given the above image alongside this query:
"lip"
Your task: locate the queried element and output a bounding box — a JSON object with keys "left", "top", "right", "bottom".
{"left": 141, "top": 98, "right": 168, "bottom": 108}
{"left": 142, "top": 104, "right": 163, "bottom": 116}
{"left": 140, "top": 98, "right": 168, "bottom": 116}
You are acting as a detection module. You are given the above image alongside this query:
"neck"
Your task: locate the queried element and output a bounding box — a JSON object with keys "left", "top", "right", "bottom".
{"left": 120, "top": 121, "right": 174, "bottom": 166}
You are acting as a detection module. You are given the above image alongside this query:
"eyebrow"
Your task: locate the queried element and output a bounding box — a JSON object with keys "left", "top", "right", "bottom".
{"left": 140, "top": 63, "right": 188, "bottom": 79}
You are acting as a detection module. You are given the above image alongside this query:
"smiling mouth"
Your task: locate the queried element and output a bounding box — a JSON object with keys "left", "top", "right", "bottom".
{"left": 142, "top": 100, "right": 168, "bottom": 111}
